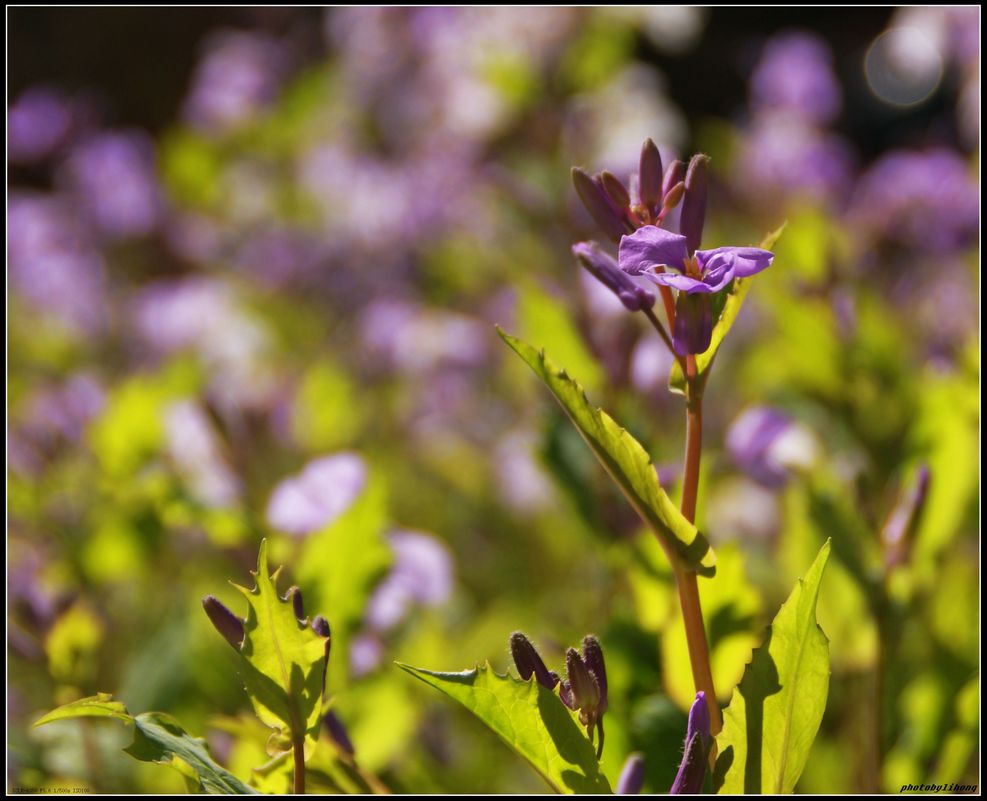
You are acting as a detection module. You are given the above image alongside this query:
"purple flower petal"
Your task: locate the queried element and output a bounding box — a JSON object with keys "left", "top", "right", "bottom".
{"left": 618, "top": 226, "right": 689, "bottom": 275}
{"left": 698, "top": 246, "right": 774, "bottom": 278}
{"left": 266, "top": 453, "right": 368, "bottom": 537}
{"left": 673, "top": 292, "right": 714, "bottom": 356}
{"left": 643, "top": 270, "right": 721, "bottom": 294}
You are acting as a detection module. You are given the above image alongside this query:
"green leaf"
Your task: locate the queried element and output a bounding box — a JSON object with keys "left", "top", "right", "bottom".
{"left": 234, "top": 540, "right": 331, "bottom": 756}
{"left": 398, "top": 662, "right": 612, "bottom": 794}
{"left": 34, "top": 695, "right": 255, "bottom": 794}
{"left": 669, "top": 224, "right": 786, "bottom": 395}
{"left": 498, "top": 329, "right": 714, "bottom": 576}
{"left": 33, "top": 693, "right": 131, "bottom": 726}
{"left": 714, "top": 539, "right": 832, "bottom": 794}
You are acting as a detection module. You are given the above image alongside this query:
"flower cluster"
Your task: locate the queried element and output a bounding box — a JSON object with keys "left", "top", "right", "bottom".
{"left": 572, "top": 140, "right": 775, "bottom": 356}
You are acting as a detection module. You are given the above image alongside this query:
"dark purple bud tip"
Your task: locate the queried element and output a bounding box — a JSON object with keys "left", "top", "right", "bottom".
{"left": 572, "top": 167, "right": 627, "bottom": 243}
{"left": 670, "top": 731, "right": 707, "bottom": 794}
{"left": 640, "top": 138, "right": 663, "bottom": 213}
{"left": 510, "top": 631, "right": 559, "bottom": 690}
{"left": 573, "top": 241, "right": 655, "bottom": 312}
{"left": 565, "top": 647, "right": 600, "bottom": 719}
{"left": 202, "top": 595, "right": 244, "bottom": 650}
{"left": 323, "top": 709, "right": 355, "bottom": 756}
{"left": 311, "top": 615, "right": 331, "bottom": 638}
{"left": 600, "top": 171, "right": 631, "bottom": 210}
{"left": 581, "top": 635, "right": 608, "bottom": 714}
{"left": 286, "top": 585, "right": 304, "bottom": 623}
{"left": 680, "top": 154, "right": 709, "bottom": 254}
{"left": 616, "top": 752, "right": 646, "bottom": 795}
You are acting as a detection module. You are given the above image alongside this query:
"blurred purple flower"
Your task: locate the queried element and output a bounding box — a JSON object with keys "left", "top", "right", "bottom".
{"left": 726, "top": 407, "right": 818, "bottom": 488}
{"left": 349, "top": 631, "right": 384, "bottom": 678}
{"left": 616, "top": 752, "right": 646, "bottom": 795}
{"left": 266, "top": 453, "right": 368, "bottom": 537}
{"left": 183, "top": 31, "right": 289, "bottom": 135}
{"left": 851, "top": 148, "right": 978, "bottom": 252}
{"left": 165, "top": 400, "right": 241, "bottom": 508}
{"left": 751, "top": 31, "right": 842, "bottom": 124}
{"left": 8, "top": 193, "right": 107, "bottom": 333}
{"left": 734, "top": 115, "right": 855, "bottom": 208}
{"left": 235, "top": 227, "right": 327, "bottom": 288}
{"left": 61, "top": 131, "right": 162, "bottom": 240}
{"left": 8, "top": 88, "right": 73, "bottom": 164}
{"left": 365, "top": 530, "right": 453, "bottom": 631}
{"left": 360, "top": 299, "right": 488, "bottom": 374}
{"left": 23, "top": 373, "right": 105, "bottom": 445}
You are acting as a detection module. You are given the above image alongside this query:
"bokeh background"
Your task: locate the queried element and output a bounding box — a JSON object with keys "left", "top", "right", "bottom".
{"left": 8, "top": 7, "right": 979, "bottom": 794}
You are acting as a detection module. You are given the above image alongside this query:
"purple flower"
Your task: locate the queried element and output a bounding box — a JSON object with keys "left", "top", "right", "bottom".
{"left": 670, "top": 692, "right": 712, "bottom": 794}
{"left": 61, "top": 131, "right": 162, "bottom": 240}
{"left": 619, "top": 226, "right": 774, "bottom": 354}
{"left": 616, "top": 752, "right": 646, "bottom": 795}
{"left": 8, "top": 87, "right": 74, "bottom": 164}
{"left": 266, "top": 453, "right": 368, "bottom": 537}
{"left": 750, "top": 31, "right": 842, "bottom": 124}
{"left": 364, "top": 530, "right": 453, "bottom": 631}
{"left": 726, "top": 407, "right": 818, "bottom": 489}
{"left": 183, "top": 30, "right": 289, "bottom": 135}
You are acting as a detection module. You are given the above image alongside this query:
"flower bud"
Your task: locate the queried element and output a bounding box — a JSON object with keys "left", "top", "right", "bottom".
{"left": 572, "top": 167, "right": 627, "bottom": 243}
{"left": 311, "top": 614, "right": 331, "bottom": 638}
{"left": 639, "top": 138, "right": 663, "bottom": 213}
{"left": 670, "top": 692, "right": 712, "bottom": 794}
{"left": 573, "top": 241, "right": 655, "bottom": 312}
{"left": 680, "top": 154, "right": 709, "bottom": 254}
{"left": 600, "top": 171, "right": 631, "bottom": 210}
{"left": 661, "top": 160, "right": 685, "bottom": 201}
{"left": 510, "top": 631, "right": 560, "bottom": 690}
{"left": 673, "top": 291, "right": 713, "bottom": 355}
{"left": 202, "top": 595, "right": 244, "bottom": 650}
{"left": 616, "top": 752, "right": 646, "bottom": 795}
{"left": 661, "top": 181, "right": 686, "bottom": 212}
{"left": 581, "top": 635, "right": 608, "bottom": 715}
{"left": 323, "top": 709, "right": 355, "bottom": 756}
{"left": 286, "top": 585, "right": 304, "bottom": 623}
{"left": 564, "top": 647, "right": 600, "bottom": 723}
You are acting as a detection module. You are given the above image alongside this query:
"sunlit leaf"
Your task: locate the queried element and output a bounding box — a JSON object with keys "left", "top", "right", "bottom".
{"left": 714, "top": 539, "right": 831, "bottom": 794}
{"left": 498, "top": 329, "right": 714, "bottom": 575}
{"left": 669, "top": 223, "right": 786, "bottom": 395}
{"left": 35, "top": 695, "right": 255, "bottom": 794}
{"left": 233, "top": 540, "right": 331, "bottom": 756}
{"left": 398, "top": 662, "right": 612, "bottom": 794}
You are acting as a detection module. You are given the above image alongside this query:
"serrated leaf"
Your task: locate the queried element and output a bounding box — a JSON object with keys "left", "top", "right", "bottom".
{"left": 35, "top": 695, "right": 255, "bottom": 794}
{"left": 714, "top": 539, "right": 831, "bottom": 794}
{"left": 398, "top": 662, "right": 612, "bottom": 794}
{"left": 669, "top": 224, "right": 786, "bottom": 395}
{"left": 234, "top": 539, "right": 331, "bottom": 754}
{"left": 498, "top": 330, "right": 714, "bottom": 576}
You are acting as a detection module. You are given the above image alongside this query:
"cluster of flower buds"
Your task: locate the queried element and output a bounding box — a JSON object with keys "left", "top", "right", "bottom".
{"left": 202, "top": 585, "right": 332, "bottom": 656}
{"left": 509, "top": 632, "right": 608, "bottom": 758}
{"left": 572, "top": 139, "right": 688, "bottom": 242}
{"left": 572, "top": 139, "right": 775, "bottom": 357}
